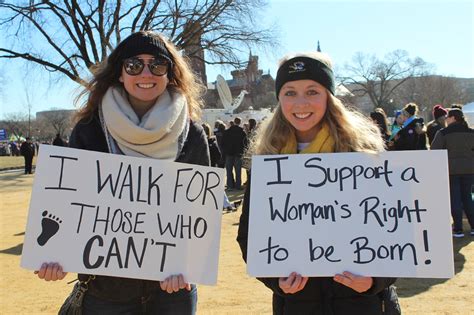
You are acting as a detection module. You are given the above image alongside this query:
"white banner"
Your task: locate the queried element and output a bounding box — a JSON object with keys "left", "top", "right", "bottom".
{"left": 21, "top": 145, "right": 225, "bottom": 285}
{"left": 247, "top": 150, "right": 454, "bottom": 278}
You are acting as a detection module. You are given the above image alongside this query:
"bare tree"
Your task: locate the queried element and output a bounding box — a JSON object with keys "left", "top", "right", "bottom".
{"left": 340, "top": 50, "right": 431, "bottom": 113}
{"left": 22, "top": 79, "right": 35, "bottom": 137}
{"left": 394, "top": 75, "right": 470, "bottom": 107}
{"left": 1, "top": 112, "right": 28, "bottom": 140}
{"left": 37, "top": 109, "right": 74, "bottom": 140}
{"left": 0, "top": 0, "right": 276, "bottom": 87}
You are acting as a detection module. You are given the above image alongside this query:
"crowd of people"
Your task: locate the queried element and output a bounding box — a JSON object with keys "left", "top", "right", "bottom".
{"left": 368, "top": 103, "right": 473, "bottom": 238}
{"left": 27, "top": 30, "right": 472, "bottom": 315}
{"left": 1, "top": 133, "right": 68, "bottom": 175}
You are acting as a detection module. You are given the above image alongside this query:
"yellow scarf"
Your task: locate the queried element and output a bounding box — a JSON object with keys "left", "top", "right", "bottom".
{"left": 280, "top": 123, "right": 335, "bottom": 154}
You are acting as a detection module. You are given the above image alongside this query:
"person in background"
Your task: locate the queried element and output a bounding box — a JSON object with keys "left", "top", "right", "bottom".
{"left": 391, "top": 103, "right": 427, "bottom": 150}
{"left": 390, "top": 110, "right": 403, "bottom": 137}
{"left": 426, "top": 105, "right": 448, "bottom": 145}
{"left": 202, "top": 123, "right": 221, "bottom": 167}
{"left": 52, "top": 133, "right": 65, "bottom": 146}
{"left": 20, "top": 137, "right": 35, "bottom": 174}
{"left": 222, "top": 116, "right": 248, "bottom": 190}
{"left": 213, "top": 120, "right": 226, "bottom": 168}
{"left": 34, "top": 30, "right": 210, "bottom": 314}
{"left": 243, "top": 118, "right": 258, "bottom": 185}
{"left": 237, "top": 51, "right": 398, "bottom": 314}
{"left": 370, "top": 109, "right": 391, "bottom": 146}
{"left": 431, "top": 108, "right": 474, "bottom": 238}
{"left": 387, "top": 110, "right": 403, "bottom": 150}
{"left": 10, "top": 141, "right": 20, "bottom": 156}
{"left": 202, "top": 122, "right": 236, "bottom": 212}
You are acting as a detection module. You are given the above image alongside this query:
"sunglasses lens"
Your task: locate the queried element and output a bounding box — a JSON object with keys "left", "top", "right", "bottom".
{"left": 149, "top": 60, "right": 169, "bottom": 76}
{"left": 123, "top": 58, "right": 144, "bottom": 75}
{"left": 123, "top": 58, "right": 170, "bottom": 76}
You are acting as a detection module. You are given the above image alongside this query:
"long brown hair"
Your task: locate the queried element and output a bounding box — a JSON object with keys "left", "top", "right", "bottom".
{"left": 74, "top": 31, "right": 204, "bottom": 122}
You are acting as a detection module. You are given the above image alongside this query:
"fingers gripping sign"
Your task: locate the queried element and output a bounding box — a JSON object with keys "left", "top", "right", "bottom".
{"left": 278, "top": 272, "right": 309, "bottom": 294}
{"left": 34, "top": 262, "right": 68, "bottom": 281}
{"left": 160, "top": 274, "right": 191, "bottom": 293}
{"left": 333, "top": 271, "right": 373, "bottom": 293}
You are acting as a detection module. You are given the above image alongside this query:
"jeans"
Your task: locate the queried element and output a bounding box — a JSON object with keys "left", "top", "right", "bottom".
{"left": 24, "top": 156, "right": 33, "bottom": 174}
{"left": 449, "top": 174, "right": 474, "bottom": 231}
{"left": 225, "top": 155, "right": 243, "bottom": 189}
{"left": 82, "top": 285, "right": 197, "bottom": 315}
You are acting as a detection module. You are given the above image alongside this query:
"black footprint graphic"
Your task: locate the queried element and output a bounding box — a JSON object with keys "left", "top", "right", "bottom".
{"left": 37, "top": 211, "right": 62, "bottom": 246}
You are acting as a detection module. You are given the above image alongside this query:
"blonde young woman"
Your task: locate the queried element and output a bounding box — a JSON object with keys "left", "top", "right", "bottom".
{"left": 237, "top": 52, "right": 399, "bottom": 315}
{"left": 34, "top": 31, "right": 209, "bottom": 314}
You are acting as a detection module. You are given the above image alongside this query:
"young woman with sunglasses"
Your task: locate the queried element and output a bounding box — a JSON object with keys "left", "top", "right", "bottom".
{"left": 237, "top": 52, "right": 400, "bottom": 315}
{"left": 34, "top": 31, "right": 209, "bottom": 314}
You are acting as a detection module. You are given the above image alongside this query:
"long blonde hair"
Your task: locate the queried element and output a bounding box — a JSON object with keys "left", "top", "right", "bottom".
{"left": 74, "top": 31, "right": 204, "bottom": 122}
{"left": 250, "top": 52, "right": 384, "bottom": 156}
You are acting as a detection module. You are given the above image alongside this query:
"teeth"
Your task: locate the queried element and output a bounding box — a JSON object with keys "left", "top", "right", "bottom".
{"left": 137, "top": 83, "right": 155, "bottom": 89}
{"left": 294, "top": 113, "right": 311, "bottom": 119}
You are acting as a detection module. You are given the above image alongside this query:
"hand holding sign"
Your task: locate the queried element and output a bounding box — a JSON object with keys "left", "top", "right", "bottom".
{"left": 34, "top": 262, "right": 67, "bottom": 281}
{"left": 278, "top": 272, "right": 308, "bottom": 294}
{"left": 160, "top": 274, "right": 192, "bottom": 293}
{"left": 21, "top": 145, "right": 225, "bottom": 285}
{"left": 247, "top": 151, "right": 454, "bottom": 278}
{"left": 333, "top": 271, "right": 373, "bottom": 293}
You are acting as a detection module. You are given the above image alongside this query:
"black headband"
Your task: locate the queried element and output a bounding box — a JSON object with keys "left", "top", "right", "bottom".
{"left": 116, "top": 32, "right": 173, "bottom": 63}
{"left": 275, "top": 56, "right": 335, "bottom": 99}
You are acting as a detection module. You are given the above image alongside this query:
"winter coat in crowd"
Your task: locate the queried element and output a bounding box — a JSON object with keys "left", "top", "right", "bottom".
{"left": 392, "top": 118, "right": 427, "bottom": 150}
{"left": 222, "top": 125, "right": 248, "bottom": 157}
{"left": 426, "top": 120, "right": 444, "bottom": 145}
{"left": 430, "top": 122, "right": 474, "bottom": 175}
{"left": 207, "top": 136, "right": 222, "bottom": 167}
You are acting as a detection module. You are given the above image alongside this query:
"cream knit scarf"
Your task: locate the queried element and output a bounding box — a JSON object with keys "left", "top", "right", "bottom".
{"left": 100, "top": 87, "right": 189, "bottom": 160}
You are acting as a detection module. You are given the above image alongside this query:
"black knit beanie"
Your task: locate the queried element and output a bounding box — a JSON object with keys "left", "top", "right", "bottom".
{"left": 275, "top": 56, "right": 335, "bottom": 99}
{"left": 115, "top": 31, "right": 172, "bottom": 62}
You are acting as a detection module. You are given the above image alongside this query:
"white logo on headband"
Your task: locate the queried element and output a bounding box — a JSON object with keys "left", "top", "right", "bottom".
{"left": 288, "top": 61, "right": 306, "bottom": 73}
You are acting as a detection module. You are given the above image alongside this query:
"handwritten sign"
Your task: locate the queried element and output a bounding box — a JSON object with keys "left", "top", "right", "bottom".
{"left": 247, "top": 150, "right": 454, "bottom": 278}
{"left": 21, "top": 145, "right": 225, "bottom": 285}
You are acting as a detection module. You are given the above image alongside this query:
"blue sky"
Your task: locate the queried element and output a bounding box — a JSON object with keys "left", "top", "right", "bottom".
{"left": 0, "top": 0, "right": 473, "bottom": 118}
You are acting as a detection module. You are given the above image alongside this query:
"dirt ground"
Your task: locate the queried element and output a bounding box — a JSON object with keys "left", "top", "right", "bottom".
{"left": 0, "top": 171, "right": 473, "bottom": 314}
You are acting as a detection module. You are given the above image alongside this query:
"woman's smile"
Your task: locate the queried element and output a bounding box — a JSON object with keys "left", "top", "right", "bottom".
{"left": 136, "top": 83, "right": 156, "bottom": 89}
{"left": 293, "top": 112, "right": 313, "bottom": 119}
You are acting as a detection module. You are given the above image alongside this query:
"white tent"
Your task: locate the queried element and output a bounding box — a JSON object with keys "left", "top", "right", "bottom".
{"left": 463, "top": 102, "right": 474, "bottom": 127}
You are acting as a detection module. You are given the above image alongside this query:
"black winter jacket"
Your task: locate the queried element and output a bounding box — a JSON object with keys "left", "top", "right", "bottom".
{"left": 393, "top": 117, "right": 427, "bottom": 150}
{"left": 20, "top": 142, "right": 35, "bottom": 158}
{"left": 426, "top": 120, "right": 443, "bottom": 145}
{"left": 430, "top": 122, "right": 474, "bottom": 175}
{"left": 237, "top": 177, "right": 397, "bottom": 315}
{"left": 207, "top": 136, "right": 221, "bottom": 167}
{"left": 222, "top": 125, "right": 248, "bottom": 156}
{"left": 70, "top": 112, "right": 210, "bottom": 302}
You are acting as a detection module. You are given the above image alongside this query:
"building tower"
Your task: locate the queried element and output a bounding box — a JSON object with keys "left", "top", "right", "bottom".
{"left": 182, "top": 20, "right": 207, "bottom": 86}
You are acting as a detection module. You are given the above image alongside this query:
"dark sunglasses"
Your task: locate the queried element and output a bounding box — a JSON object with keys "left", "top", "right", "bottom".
{"left": 123, "top": 57, "right": 170, "bottom": 76}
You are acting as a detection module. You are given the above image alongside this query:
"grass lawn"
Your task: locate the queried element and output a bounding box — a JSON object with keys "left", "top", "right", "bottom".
{"left": 0, "top": 156, "right": 36, "bottom": 170}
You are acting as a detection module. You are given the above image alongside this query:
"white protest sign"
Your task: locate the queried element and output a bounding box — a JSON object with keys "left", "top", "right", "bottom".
{"left": 247, "top": 150, "right": 454, "bottom": 278}
{"left": 21, "top": 145, "right": 225, "bottom": 285}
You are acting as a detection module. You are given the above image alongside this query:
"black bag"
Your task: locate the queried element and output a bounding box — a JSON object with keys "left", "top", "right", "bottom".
{"left": 380, "top": 285, "right": 402, "bottom": 315}
{"left": 58, "top": 275, "right": 95, "bottom": 315}
{"left": 58, "top": 281, "right": 87, "bottom": 315}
